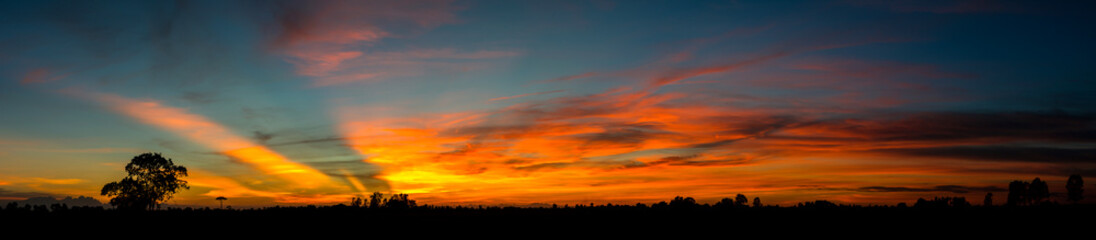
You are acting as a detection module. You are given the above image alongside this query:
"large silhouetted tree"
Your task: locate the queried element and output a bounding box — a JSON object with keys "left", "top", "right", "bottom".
{"left": 1066, "top": 174, "right": 1084, "bottom": 203}
{"left": 100, "top": 153, "right": 188, "bottom": 211}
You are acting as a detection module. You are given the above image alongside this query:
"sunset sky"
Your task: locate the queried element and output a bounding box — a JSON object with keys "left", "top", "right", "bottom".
{"left": 2, "top": 0, "right": 1094, "bottom": 207}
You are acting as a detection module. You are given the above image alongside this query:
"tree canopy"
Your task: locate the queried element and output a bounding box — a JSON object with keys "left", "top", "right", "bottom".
{"left": 1066, "top": 174, "right": 1084, "bottom": 203}
{"left": 100, "top": 153, "right": 189, "bottom": 210}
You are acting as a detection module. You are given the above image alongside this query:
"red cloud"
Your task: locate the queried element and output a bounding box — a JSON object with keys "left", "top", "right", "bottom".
{"left": 20, "top": 68, "right": 67, "bottom": 85}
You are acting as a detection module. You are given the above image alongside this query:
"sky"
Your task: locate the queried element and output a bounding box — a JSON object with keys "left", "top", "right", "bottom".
{"left": 1, "top": 0, "right": 1095, "bottom": 207}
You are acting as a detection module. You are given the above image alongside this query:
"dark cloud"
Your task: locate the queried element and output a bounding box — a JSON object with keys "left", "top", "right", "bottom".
{"left": 37, "top": 1, "right": 272, "bottom": 87}
{"left": 0, "top": 188, "right": 51, "bottom": 200}
{"left": 856, "top": 185, "right": 1007, "bottom": 194}
{"left": 794, "top": 110, "right": 1096, "bottom": 142}
{"left": 266, "top": 136, "right": 345, "bottom": 147}
{"left": 252, "top": 131, "right": 274, "bottom": 144}
{"left": 180, "top": 91, "right": 220, "bottom": 104}
{"left": 646, "top": 155, "right": 753, "bottom": 167}
{"left": 513, "top": 159, "right": 647, "bottom": 172}
{"left": 503, "top": 159, "right": 531, "bottom": 165}
{"left": 845, "top": 0, "right": 1043, "bottom": 14}
{"left": 241, "top": 107, "right": 284, "bottom": 122}
{"left": 573, "top": 123, "right": 671, "bottom": 151}
{"left": 514, "top": 154, "right": 752, "bottom": 172}
{"left": 688, "top": 139, "right": 745, "bottom": 149}
{"left": 875, "top": 146, "right": 1096, "bottom": 163}
{"left": 820, "top": 185, "right": 1007, "bottom": 194}
{"left": 0, "top": 195, "right": 104, "bottom": 207}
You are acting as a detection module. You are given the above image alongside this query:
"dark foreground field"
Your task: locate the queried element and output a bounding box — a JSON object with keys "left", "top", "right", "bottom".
{"left": 3, "top": 204, "right": 1094, "bottom": 235}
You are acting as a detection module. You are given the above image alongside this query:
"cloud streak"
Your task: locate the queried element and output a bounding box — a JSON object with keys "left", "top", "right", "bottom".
{"left": 66, "top": 89, "right": 356, "bottom": 199}
{"left": 489, "top": 90, "right": 566, "bottom": 102}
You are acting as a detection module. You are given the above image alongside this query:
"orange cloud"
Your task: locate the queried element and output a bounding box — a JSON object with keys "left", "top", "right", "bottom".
{"left": 30, "top": 178, "right": 84, "bottom": 185}
{"left": 328, "top": 71, "right": 1096, "bottom": 206}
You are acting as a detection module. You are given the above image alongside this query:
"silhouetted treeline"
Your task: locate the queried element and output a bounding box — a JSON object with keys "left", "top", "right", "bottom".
{"left": 4, "top": 194, "right": 1091, "bottom": 216}
{"left": 5, "top": 197, "right": 1095, "bottom": 233}
{"left": 3, "top": 175, "right": 1091, "bottom": 231}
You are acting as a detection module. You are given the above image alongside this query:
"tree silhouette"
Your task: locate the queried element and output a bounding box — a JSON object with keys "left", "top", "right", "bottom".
{"left": 914, "top": 197, "right": 970, "bottom": 208}
{"left": 752, "top": 197, "right": 761, "bottom": 207}
{"left": 1029, "top": 177, "right": 1049, "bottom": 204}
{"left": 368, "top": 192, "right": 384, "bottom": 208}
{"left": 216, "top": 196, "right": 227, "bottom": 209}
{"left": 735, "top": 194, "right": 748, "bottom": 206}
{"left": 384, "top": 193, "right": 416, "bottom": 209}
{"left": 714, "top": 197, "right": 735, "bottom": 208}
{"left": 669, "top": 196, "right": 697, "bottom": 208}
{"left": 100, "top": 153, "right": 188, "bottom": 211}
{"left": 350, "top": 196, "right": 364, "bottom": 207}
{"left": 983, "top": 193, "right": 992, "bottom": 206}
{"left": 1066, "top": 174, "right": 1084, "bottom": 203}
{"left": 1007, "top": 180, "right": 1029, "bottom": 206}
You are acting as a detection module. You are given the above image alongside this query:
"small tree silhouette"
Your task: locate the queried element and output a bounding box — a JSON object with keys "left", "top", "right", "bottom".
{"left": 753, "top": 197, "right": 761, "bottom": 207}
{"left": 350, "top": 196, "right": 364, "bottom": 207}
{"left": 368, "top": 192, "right": 384, "bottom": 208}
{"left": 1007, "top": 180, "right": 1029, "bottom": 206}
{"left": 100, "top": 153, "right": 188, "bottom": 211}
{"left": 735, "top": 194, "right": 748, "bottom": 206}
{"left": 384, "top": 193, "right": 417, "bottom": 209}
{"left": 714, "top": 197, "right": 735, "bottom": 208}
{"left": 1029, "top": 177, "right": 1049, "bottom": 204}
{"left": 669, "top": 196, "right": 697, "bottom": 208}
{"left": 1066, "top": 174, "right": 1084, "bottom": 203}
{"left": 216, "top": 196, "right": 227, "bottom": 209}
{"left": 983, "top": 193, "right": 993, "bottom": 206}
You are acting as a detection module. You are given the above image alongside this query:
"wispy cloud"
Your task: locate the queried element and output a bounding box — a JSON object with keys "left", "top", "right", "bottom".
{"left": 268, "top": 0, "right": 520, "bottom": 86}
{"left": 19, "top": 68, "right": 67, "bottom": 85}
{"left": 538, "top": 72, "right": 598, "bottom": 83}
{"left": 489, "top": 90, "right": 566, "bottom": 102}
